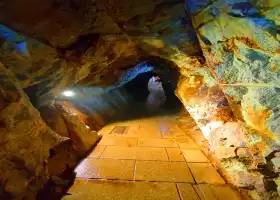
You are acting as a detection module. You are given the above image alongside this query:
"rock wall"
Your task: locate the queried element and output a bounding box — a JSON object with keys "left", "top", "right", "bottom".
{"left": 185, "top": 0, "right": 280, "bottom": 198}
{"left": 0, "top": 62, "right": 61, "bottom": 199}
{"left": 0, "top": 61, "right": 101, "bottom": 199}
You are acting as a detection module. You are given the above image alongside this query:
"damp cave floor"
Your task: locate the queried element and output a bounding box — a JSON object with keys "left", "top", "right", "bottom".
{"left": 62, "top": 114, "right": 244, "bottom": 200}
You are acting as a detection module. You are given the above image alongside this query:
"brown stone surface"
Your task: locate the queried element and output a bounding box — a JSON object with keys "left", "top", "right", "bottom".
{"left": 138, "top": 138, "right": 178, "bottom": 148}
{"left": 98, "top": 125, "right": 116, "bottom": 135}
{"left": 166, "top": 148, "right": 185, "bottom": 161}
{"left": 182, "top": 149, "right": 209, "bottom": 163}
{"left": 63, "top": 179, "right": 180, "bottom": 200}
{"left": 188, "top": 163, "right": 225, "bottom": 184}
{"left": 88, "top": 145, "right": 107, "bottom": 158}
{"left": 75, "top": 158, "right": 135, "bottom": 180}
{"left": 99, "top": 137, "right": 138, "bottom": 147}
{"left": 127, "top": 127, "right": 162, "bottom": 138}
{"left": 177, "top": 183, "right": 200, "bottom": 200}
{"left": 135, "top": 161, "right": 194, "bottom": 182}
{"left": 63, "top": 116, "right": 245, "bottom": 200}
{"left": 193, "top": 184, "right": 242, "bottom": 200}
{"left": 101, "top": 146, "right": 169, "bottom": 161}
{"left": 176, "top": 137, "right": 199, "bottom": 149}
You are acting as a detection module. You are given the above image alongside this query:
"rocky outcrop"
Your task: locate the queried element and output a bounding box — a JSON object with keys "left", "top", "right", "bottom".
{"left": 0, "top": 61, "right": 100, "bottom": 199}
{"left": 54, "top": 103, "right": 100, "bottom": 153}
{"left": 0, "top": 62, "right": 61, "bottom": 199}
{"left": 41, "top": 103, "right": 100, "bottom": 199}
{"left": 185, "top": 0, "right": 280, "bottom": 198}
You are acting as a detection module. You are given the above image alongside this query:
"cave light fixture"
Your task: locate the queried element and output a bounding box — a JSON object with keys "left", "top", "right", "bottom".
{"left": 62, "top": 90, "right": 75, "bottom": 97}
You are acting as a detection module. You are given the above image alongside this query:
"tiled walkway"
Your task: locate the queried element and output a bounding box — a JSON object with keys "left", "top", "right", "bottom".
{"left": 63, "top": 116, "right": 243, "bottom": 200}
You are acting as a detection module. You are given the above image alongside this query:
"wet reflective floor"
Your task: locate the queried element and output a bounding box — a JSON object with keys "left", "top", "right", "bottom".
{"left": 63, "top": 114, "right": 243, "bottom": 200}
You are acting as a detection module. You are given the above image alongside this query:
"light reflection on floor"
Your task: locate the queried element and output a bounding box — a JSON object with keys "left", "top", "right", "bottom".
{"left": 63, "top": 114, "right": 243, "bottom": 200}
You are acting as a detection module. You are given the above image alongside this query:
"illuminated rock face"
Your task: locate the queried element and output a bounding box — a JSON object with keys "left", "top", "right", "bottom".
{"left": 183, "top": 0, "right": 280, "bottom": 197}
{"left": 187, "top": 0, "right": 280, "bottom": 139}
{"left": 0, "top": 0, "right": 279, "bottom": 199}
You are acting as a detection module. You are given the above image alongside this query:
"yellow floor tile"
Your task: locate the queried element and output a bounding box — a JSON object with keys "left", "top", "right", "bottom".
{"left": 66, "top": 179, "right": 87, "bottom": 194}
{"left": 168, "top": 126, "right": 184, "bottom": 132}
{"left": 63, "top": 180, "right": 180, "bottom": 200}
{"left": 101, "top": 146, "right": 169, "bottom": 161}
{"left": 193, "top": 184, "right": 242, "bottom": 200}
{"left": 160, "top": 130, "right": 174, "bottom": 138}
{"left": 208, "top": 185, "right": 242, "bottom": 200}
{"left": 193, "top": 184, "right": 216, "bottom": 200}
{"left": 168, "top": 125, "right": 188, "bottom": 137}
{"left": 88, "top": 145, "right": 106, "bottom": 158}
{"left": 63, "top": 114, "right": 245, "bottom": 200}
{"left": 135, "top": 161, "right": 194, "bottom": 183}
{"left": 75, "top": 158, "right": 135, "bottom": 180}
{"left": 138, "top": 138, "right": 178, "bottom": 148}
{"left": 176, "top": 137, "right": 199, "bottom": 148}
{"left": 98, "top": 125, "right": 116, "bottom": 135}
{"left": 166, "top": 148, "right": 185, "bottom": 161}
{"left": 75, "top": 159, "right": 95, "bottom": 178}
{"left": 126, "top": 126, "right": 162, "bottom": 138}
{"left": 188, "top": 163, "right": 225, "bottom": 184}
{"left": 176, "top": 183, "right": 200, "bottom": 200}
{"left": 181, "top": 149, "right": 209, "bottom": 162}
{"left": 98, "top": 137, "right": 138, "bottom": 147}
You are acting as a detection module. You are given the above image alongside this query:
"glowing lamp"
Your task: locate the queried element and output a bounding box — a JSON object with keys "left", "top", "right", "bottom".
{"left": 62, "top": 90, "right": 75, "bottom": 97}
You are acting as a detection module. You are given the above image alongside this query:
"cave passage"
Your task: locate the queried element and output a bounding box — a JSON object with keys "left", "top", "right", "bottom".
{"left": 56, "top": 60, "right": 186, "bottom": 129}
{"left": 1, "top": 0, "right": 278, "bottom": 198}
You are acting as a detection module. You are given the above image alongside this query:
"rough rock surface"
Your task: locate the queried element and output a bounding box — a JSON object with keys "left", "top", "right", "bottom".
{"left": 0, "top": 62, "right": 61, "bottom": 199}
{"left": 185, "top": 0, "right": 280, "bottom": 198}
{"left": 54, "top": 103, "right": 100, "bottom": 153}
{"left": 0, "top": 0, "right": 203, "bottom": 107}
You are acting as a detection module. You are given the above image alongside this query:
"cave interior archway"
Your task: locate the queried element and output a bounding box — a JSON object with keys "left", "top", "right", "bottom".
{"left": 55, "top": 57, "right": 188, "bottom": 128}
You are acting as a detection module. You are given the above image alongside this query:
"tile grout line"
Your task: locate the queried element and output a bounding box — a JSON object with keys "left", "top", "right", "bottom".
{"left": 86, "top": 158, "right": 187, "bottom": 162}
{"left": 133, "top": 160, "right": 137, "bottom": 181}
{"left": 109, "top": 126, "right": 117, "bottom": 134}
{"left": 175, "top": 183, "right": 183, "bottom": 200}
{"left": 126, "top": 126, "right": 130, "bottom": 135}
{"left": 175, "top": 124, "right": 216, "bottom": 185}
{"left": 181, "top": 148, "right": 198, "bottom": 185}
{"left": 99, "top": 146, "right": 107, "bottom": 158}
{"left": 165, "top": 148, "right": 170, "bottom": 161}
{"left": 99, "top": 144, "right": 185, "bottom": 148}
{"left": 85, "top": 157, "right": 210, "bottom": 163}
{"left": 81, "top": 177, "right": 199, "bottom": 184}
{"left": 160, "top": 131, "right": 163, "bottom": 138}
{"left": 185, "top": 162, "right": 197, "bottom": 185}
{"left": 191, "top": 184, "right": 202, "bottom": 200}
{"left": 174, "top": 137, "right": 181, "bottom": 149}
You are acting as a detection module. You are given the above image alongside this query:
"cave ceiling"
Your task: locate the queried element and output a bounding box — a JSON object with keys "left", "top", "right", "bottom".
{"left": 0, "top": 0, "right": 203, "bottom": 105}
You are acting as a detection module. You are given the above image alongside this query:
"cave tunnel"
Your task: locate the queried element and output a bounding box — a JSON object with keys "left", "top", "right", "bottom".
{"left": 54, "top": 58, "right": 186, "bottom": 130}
{"left": 0, "top": 0, "right": 279, "bottom": 199}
